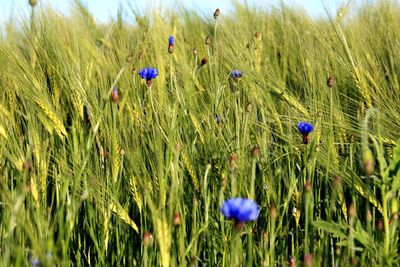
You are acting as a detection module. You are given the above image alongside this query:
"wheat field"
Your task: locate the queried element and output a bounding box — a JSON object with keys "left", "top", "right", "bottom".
{"left": 0, "top": 0, "right": 400, "bottom": 266}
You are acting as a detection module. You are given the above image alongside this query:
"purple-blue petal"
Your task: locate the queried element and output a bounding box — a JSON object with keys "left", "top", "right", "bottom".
{"left": 221, "top": 198, "right": 259, "bottom": 222}
{"left": 297, "top": 122, "right": 314, "bottom": 135}
{"left": 231, "top": 69, "right": 243, "bottom": 78}
{"left": 139, "top": 67, "right": 158, "bottom": 80}
{"left": 168, "top": 35, "right": 174, "bottom": 46}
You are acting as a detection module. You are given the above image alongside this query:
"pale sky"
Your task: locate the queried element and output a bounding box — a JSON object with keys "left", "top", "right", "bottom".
{"left": 0, "top": 0, "right": 358, "bottom": 25}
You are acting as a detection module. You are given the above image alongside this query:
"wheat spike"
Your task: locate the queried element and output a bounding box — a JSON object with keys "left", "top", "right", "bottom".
{"left": 129, "top": 175, "right": 143, "bottom": 212}
{"left": 182, "top": 153, "right": 199, "bottom": 192}
{"left": 155, "top": 217, "right": 171, "bottom": 267}
{"left": 338, "top": 192, "right": 348, "bottom": 222}
{"left": 35, "top": 99, "right": 67, "bottom": 138}
{"left": 111, "top": 137, "right": 120, "bottom": 183}
{"left": 109, "top": 202, "right": 139, "bottom": 233}
{"left": 190, "top": 114, "right": 204, "bottom": 144}
{"left": 30, "top": 177, "right": 39, "bottom": 207}
{"left": 0, "top": 125, "right": 7, "bottom": 140}
{"left": 103, "top": 209, "right": 111, "bottom": 251}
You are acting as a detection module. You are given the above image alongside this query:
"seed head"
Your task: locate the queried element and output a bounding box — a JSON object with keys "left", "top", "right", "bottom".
{"left": 255, "top": 31, "right": 261, "bottom": 39}
{"left": 192, "top": 48, "right": 198, "bottom": 55}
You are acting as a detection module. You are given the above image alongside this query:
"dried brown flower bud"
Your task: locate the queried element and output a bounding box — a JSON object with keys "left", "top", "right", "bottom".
{"left": 269, "top": 204, "right": 277, "bottom": 220}
{"left": 143, "top": 231, "right": 153, "bottom": 246}
{"left": 146, "top": 79, "right": 153, "bottom": 87}
{"left": 22, "top": 161, "right": 33, "bottom": 171}
{"left": 335, "top": 245, "right": 341, "bottom": 256}
{"left": 192, "top": 48, "right": 198, "bottom": 55}
{"left": 234, "top": 221, "right": 245, "bottom": 232}
{"left": 289, "top": 257, "right": 296, "bottom": 267}
{"left": 111, "top": 87, "right": 119, "bottom": 103}
{"left": 366, "top": 210, "right": 372, "bottom": 221}
{"left": 348, "top": 203, "right": 356, "bottom": 219}
{"left": 251, "top": 146, "right": 260, "bottom": 158}
{"left": 351, "top": 257, "right": 359, "bottom": 266}
{"left": 245, "top": 101, "right": 253, "bottom": 113}
{"left": 173, "top": 212, "right": 181, "bottom": 226}
{"left": 305, "top": 179, "right": 312, "bottom": 193}
{"left": 229, "top": 153, "right": 237, "bottom": 169}
{"left": 255, "top": 31, "right": 261, "bottom": 39}
{"left": 333, "top": 175, "right": 342, "bottom": 189}
{"left": 200, "top": 57, "right": 208, "bottom": 66}
{"left": 327, "top": 75, "right": 335, "bottom": 87}
{"left": 214, "top": 8, "right": 221, "bottom": 19}
{"left": 362, "top": 148, "right": 375, "bottom": 176}
{"left": 303, "top": 253, "right": 313, "bottom": 267}
{"left": 376, "top": 219, "right": 384, "bottom": 231}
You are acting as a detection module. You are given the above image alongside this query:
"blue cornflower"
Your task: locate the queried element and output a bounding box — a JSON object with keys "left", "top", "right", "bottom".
{"left": 29, "top": 253, "right": 40, "bottom": 267}
{"left": 168, "top": 36, "right": 174, "bottom": 53}
{"left": 297, "top": 122, "right": 314, "bottom": 144}
{"left": 139, "top": 68, "right": 158, "bottom": 86}
{"left": 297, "top": 122, "right": 314, "bottom": 135}
{"left": 231, "top": 69, "right": 243, "bottom": 79}
{"left": 221, "top": 198, "right": 259, "bottom": 222}
{"left": 168, "top": 36, "right": 174, "bottom": 46}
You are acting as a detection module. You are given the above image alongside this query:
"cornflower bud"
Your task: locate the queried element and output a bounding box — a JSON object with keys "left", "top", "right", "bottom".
{"left": 213, "top": 8, "right": 221, "bottom": 19}
{"left": 29, "top": 0, "right": 38, "bottom": 7}
{"left": 327, "top": 75, "right": 335, "bottom": 87}
{"left": 205, "top": 36, "right": 211, "bottom": 45}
